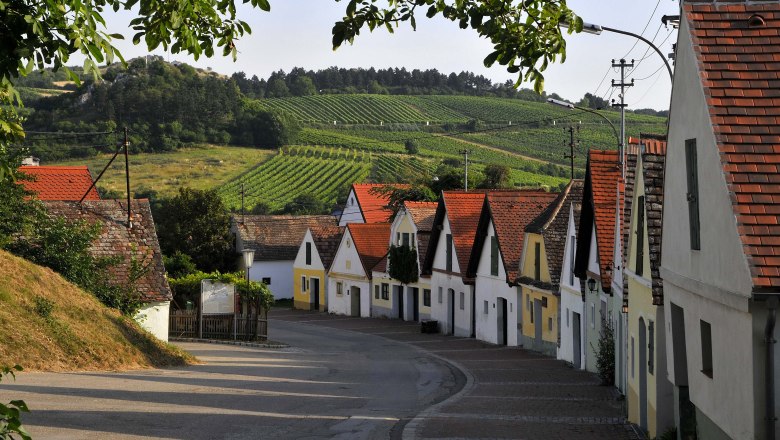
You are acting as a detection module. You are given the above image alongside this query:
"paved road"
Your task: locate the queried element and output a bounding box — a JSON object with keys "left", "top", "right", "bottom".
{"left": 0, "top": 319, "right": 459, "bottom": 439}
{"left": 272, "top": 310, "right": 636, "bottom": 440}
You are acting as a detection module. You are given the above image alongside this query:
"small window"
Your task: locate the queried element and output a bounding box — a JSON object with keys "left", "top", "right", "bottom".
{"left": 423, "top": 289, "right": 431, "bottom": 307}
{"left": 262, "top": 277, "right": 271, "bottom": 285}
{"left": 700, "top": 320, "right": 713, "bottom": 378}
{"left": 566, "top": 308, "right": 570, "bottom": 327}
{"left": 490, "top": 236, "right": 499, "bottom": 276}
{"left": 438, "top": 287, "right": 443, "bottom": 304}
{"left": 301, "top": 276, "right": 306, "bottom": 292}
{"left": 446, "top": 234, "right": 453, "bottom": 271}
{"left": 568, "top": 235, "right": 576, "bottom": 285}
{"left": 534, "top": 242, "right": 541, "bottom": 281}
{"left": 412, "top": 233, "right": 416, "bottom": 247}
{"left": 305, "top": 242, "right": 312, "bottom": 265}
{"left": 635, "top": 195, "right": 645, "bottom": 276}
{"left": 381, "top": 283, "right": 389, "bottom": 300}
{"left": 396, "top": 232, "right": 401, "bottom": 245}
{"left": 649, "top": 320, "right": 655, "bottom": 375}
{"left": 510, "top": 303, "right": 513, "bottom": 313}
{"left": 483, "top": 300, "right": 489, "bottom": 314}
{"left": 346, "top": 260, "right": 351, "bottom": 270}
{"left": 685, "top": 139, "right": 701, "bottom": 250}
{"left": 350, "top": 197, "right": 354, "bottom": 206}
{"left": 527, "top": 294, "right": 531, "bottom": 310}
{"left": 459, "top": 291, "right": 465, "bottom": 310}
{"left": 548, "top": 317, "right": 553, "bottom": 332}
{"left": 590, "top": 304, "right": 595, "bottom": 328}
{"left": 530, "top": 301, "right": 534, "bottom": 324}
{"left": 402, "top": 233, "right": 410, "bottom": 247}
{"left": 336, "top": 282, "right": 343, "bottom": 296}
{"left": 631, "top": 336, "right": 635, "bottom": 378}
{"left": 375, "top": 285, "right": 380, "bottom": 299}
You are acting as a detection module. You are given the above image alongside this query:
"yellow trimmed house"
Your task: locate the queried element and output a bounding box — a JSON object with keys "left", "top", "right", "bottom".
{"left": 517, "top": 181, "right": 583, "bottom": 356}
{"left": 624, "top": 139, "right": 674, "bottom": 437}
{"left": 292, "top": 226, "right": 344, "bottom": 311}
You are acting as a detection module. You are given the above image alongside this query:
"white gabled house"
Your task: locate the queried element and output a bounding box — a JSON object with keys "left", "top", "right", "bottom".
{"left": 661, "top": 3, "right": 780, "bottom": 439}
{"left": 338, "top": 183, "right": 403, "bottom": 226}
{"left": 558, "top": 200, "right": 585, "bottom": 369}
{"left": 423, "top": 191, "right": 485, "bottom": 337}
{"left": 292, "top": 226, "right": 344, "bottom": 311}
{"left": 371, "top": 201, "right": 437, "bottom": 321}
{"left": 470, "top": 191, "right": 558, "bottom": 347}
{"left": 327, "top": 223, "right": 390, "bottom": 318}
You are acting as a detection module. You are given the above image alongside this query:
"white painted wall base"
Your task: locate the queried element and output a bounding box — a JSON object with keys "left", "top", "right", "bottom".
{"left": 135, "top": 301, "right": 170, "bottom": 342}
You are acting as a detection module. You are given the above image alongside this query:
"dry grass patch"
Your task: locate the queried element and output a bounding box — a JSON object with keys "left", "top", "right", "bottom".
{"left": 0, "top": 251, "right": 195, "bottom": 371}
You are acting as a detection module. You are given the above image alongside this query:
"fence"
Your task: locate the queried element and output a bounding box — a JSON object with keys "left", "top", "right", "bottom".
{"left": 169, "top": 308, "right": 268, "bottom": 341}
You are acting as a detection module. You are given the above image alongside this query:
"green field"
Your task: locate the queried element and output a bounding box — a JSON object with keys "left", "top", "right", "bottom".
{"left": 52, "top": 145, "right": 273, "bottom": 198}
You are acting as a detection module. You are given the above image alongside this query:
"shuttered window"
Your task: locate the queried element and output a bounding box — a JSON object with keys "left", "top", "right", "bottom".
{"left": 490, "top": 236, "right": 499, "bottom": 276}
{"left": 446, "top": 234, "right": 453, "bottom": 271}
{"left": 534, "top": 243, "right": 541, "bottom": 281}
{"left": 402, "top": 233, "right": 410, "bottom": 248}
{"left": 305, "top": 242, "right": 312, "bottom": 265}
{"left": 648, "top": 320, "right": 655, "bottom": 375}
{"left": 569, "top": 235, "right": 575, "bottom": 285}
{"left": 685, "top": 139, "right": 701, "bottom": 250}
{"left": 636, "top": 196, "right": 645, "bottom": 277}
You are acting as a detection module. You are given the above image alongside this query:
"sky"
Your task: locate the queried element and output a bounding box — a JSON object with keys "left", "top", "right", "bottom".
{"left": 89, "top": 0, "right": 680, "bottom": 111}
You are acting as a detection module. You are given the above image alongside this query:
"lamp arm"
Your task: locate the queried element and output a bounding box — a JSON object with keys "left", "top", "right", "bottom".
{"left": 602, "top": 26, "right": 673, "bottom": 81}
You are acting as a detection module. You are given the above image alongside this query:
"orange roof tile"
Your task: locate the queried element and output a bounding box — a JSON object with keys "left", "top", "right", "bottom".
{"left": 441, "top": 191, "right": 487, "bottom": 275}
{"left": 351, "top": 183, "right": 409, "bottom": 224}
{"left": 470, "top": 191, "right": 558, "bottom": 284}
{"left": 348, "top": 223, "right": 391, "bottom": 276}
{"left": 18, "top": 166, "right": 100, "bottom": 201}
{"left": 404, "top": 201, "right": 438, "bottom": 232}
{"left": 686, "top": 3, "right": 780, "bottom": 289}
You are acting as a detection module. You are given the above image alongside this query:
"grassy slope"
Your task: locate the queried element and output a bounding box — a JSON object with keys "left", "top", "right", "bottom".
{"left": 0, "top": 250, "right": 195, "bottom": 371}
{"left": 51, "top": 145, "right": 273, "bottom": 198}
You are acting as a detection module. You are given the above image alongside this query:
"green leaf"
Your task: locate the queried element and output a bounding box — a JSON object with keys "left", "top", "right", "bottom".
{"left": 255, "top": 0, "right": 270, "bottom": 12}
{"left": 483, "top": 50, "right": 499, "bottom": 67}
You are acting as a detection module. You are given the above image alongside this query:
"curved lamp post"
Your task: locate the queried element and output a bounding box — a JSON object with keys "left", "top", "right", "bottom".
{"left": 547, "top": 98, "right": 620, "bottom": 147}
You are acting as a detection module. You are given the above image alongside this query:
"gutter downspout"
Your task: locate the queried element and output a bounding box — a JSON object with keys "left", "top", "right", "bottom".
{"left": 766, "top": 296, "right": 778, "bottom": 440}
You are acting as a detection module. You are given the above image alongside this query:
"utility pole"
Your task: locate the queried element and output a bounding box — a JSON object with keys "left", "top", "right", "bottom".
{"left": 563, "top": 125, "right": 579, "bottom": 180}
{"left": 611, "top": 58, "right": 634, "bottom": 177}
{"left": 123, "top": 126, "right": 131, "bottom": 229}
{"left": 459, "top": 149, "right": 471, "bottom": 191}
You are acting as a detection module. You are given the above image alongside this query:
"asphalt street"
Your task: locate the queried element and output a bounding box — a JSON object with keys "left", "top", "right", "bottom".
{"left": 0, "top": 318, "right": 459, "bottom": 439}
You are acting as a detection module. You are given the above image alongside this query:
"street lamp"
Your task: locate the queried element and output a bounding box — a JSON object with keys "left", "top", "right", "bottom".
{"left": 547, "top": 98, "right": 620, "bottom": 147}
{"left": 562, "top": 21, "right": 673, "bottom": 81}
{"left": 242, "top": 248, "right": 255, "bottom": 283}
{"left": 587, "top": 278, "right": 597, "bottom": 294}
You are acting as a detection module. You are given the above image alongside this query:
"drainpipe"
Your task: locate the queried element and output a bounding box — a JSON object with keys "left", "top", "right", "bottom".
{"left": 766, "top": 296, "right": 778, "bottom": 440}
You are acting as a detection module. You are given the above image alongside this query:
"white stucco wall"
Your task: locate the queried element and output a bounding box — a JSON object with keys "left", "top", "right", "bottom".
{"left": 249, "top": 260, "right": 292, "bottom": 299}
{"left": 660, "top": 13, "right": 760, "bottom": 440}
{"left": 338, "top": 189, "right": 364, "bottom": 226}
{"left": 474, "top": 220, "right": 519, "bottom": 346}
{"left": 327, "top": 228, "right": 372, "bottom": 317}
{"left": 559, "top": 205, "right": 586, "bottom": 368}
{"left": 430, "top": 216, "right": 474, "bottom": 336}
{"left": 293, "top": 230, "right": 325, "bottom": 271}
{"left": 135, "top": 301, "right": 170, "bottom": 342}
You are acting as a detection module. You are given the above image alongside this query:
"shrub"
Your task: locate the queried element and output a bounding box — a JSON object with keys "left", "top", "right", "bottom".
{"left": 33, "top": 296, "right": 54, "bottom": 318}
{"left": 595, "top": 318, "right": 616, "bottom": 386}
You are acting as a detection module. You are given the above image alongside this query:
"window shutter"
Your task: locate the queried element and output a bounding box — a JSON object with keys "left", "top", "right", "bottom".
{"left": 569, "top": 235, "right": 576, "bottom": 285}
{"left": 490, "top": 236, "right": 499, "bottom": 276}
{"left": 636, "top": 196, "right": 645, "bottom": 277}
{"left": 685, "top": 139, "right": 701, "bottom": 250}
{"left": 305, "top": 242, "right": 312, "bottom": 265}
{"left": 534, "top": 242, "right": 541, "bottom": 280}
{"left": 402, "top": 233, "right": 410, "bottom": 247}
{"left": 446, "top": 234, "right": 453, "bottom": 271}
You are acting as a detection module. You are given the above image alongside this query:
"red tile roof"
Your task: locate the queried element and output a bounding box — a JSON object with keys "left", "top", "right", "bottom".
{"left": 18, "top": 166, "right": 100, "bottom": 201}
{"left": 441, "top": 191, "right": 488, "bottom": 275}
{"left": 351, "top": 183, "right": 408, "bottom": 224}
{"left": 686, "top": 3, "right": 780, "bottom": 289}
{"left": 404, "top": 201, "right": 438, "bottom": 232}
{"left": 310, "top": 226, "right": 345, "bottom": 271}
{"left": 347, "top": 223, "right": 391, "bottom": 276}
{"left": 42, "top": 200, "right": 171, "bottom": 302}
{"left": 480, "top": 191, "right": 559, "bottom": 283}
{"left": 235, "top": 215, "right": 338, "bottom": 261}
{"left": 587, "top": 150, "right": 623, "bottom": 288}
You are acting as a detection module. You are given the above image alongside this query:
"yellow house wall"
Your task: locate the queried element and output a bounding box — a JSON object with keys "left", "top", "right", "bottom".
{"left": 520, "top": 234, "right": 557, "bottom": 343}
{"left": 293, "top": 267, "right": 326, "bottom": 311}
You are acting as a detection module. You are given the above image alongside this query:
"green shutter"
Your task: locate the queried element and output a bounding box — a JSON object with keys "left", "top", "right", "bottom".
{"left": 636, "top": 195, "right": 645, "bottom": 277}
{"left": 490, "top": 236, "right": 499, "bottom": 276}
{"left": 534, "top": 242, "right": 541, "bottom": 280}
{"left": 446, "top": 234, "right": 453, "bottom": 271}
{"left": 685, "top": 139, "right": 701, "bottom": 250}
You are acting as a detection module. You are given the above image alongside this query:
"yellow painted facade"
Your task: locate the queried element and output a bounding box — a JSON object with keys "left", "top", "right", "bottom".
{"left": 625, "top": 172, "right": 669, "bottom": 438}
{"left": 519, "top": 233, "right": 558, "bottom": 344}
{"left": 293, "top": 267, "right": 326, "bottom": 311}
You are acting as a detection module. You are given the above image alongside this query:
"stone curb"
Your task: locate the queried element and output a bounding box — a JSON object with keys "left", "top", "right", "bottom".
{"left": 170, "top": 337, "right": 288, "bottom": 349}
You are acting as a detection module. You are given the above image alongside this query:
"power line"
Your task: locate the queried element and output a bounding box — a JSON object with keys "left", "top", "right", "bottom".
{"left": 621, "top": 0, "right": 662, "bottom": 59}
